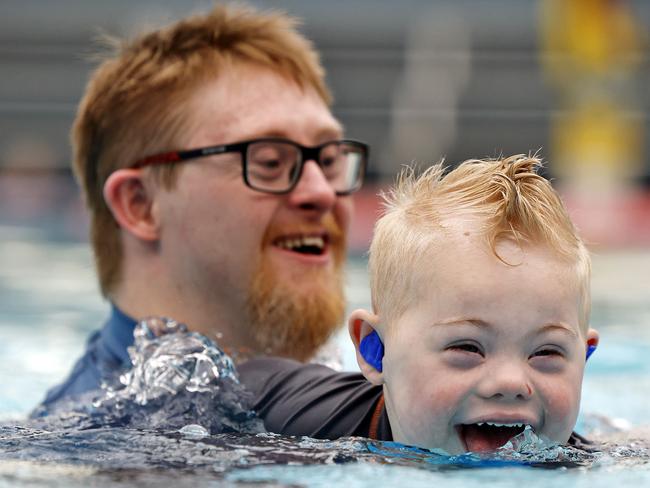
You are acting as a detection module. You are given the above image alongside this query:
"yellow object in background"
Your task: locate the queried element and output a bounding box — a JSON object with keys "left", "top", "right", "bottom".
{"left": 540, "top": 0, "right": 645, "bottom": 193}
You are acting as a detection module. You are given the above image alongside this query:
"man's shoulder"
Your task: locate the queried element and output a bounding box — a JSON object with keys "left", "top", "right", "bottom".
{"left": 33, "top": 329, "right": 113, "bottom": 416}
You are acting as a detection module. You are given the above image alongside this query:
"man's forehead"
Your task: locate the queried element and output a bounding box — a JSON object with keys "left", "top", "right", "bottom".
{"left": 183, "top": 62, "right": 341, "bottom": 145}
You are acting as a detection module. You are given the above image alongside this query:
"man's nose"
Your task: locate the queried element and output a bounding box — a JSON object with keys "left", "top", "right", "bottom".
{"left": 286, "top": 160, "right": 337, "bottom": 213}
{"left": 476, "top": 362, "right": 533, "bottom": 401}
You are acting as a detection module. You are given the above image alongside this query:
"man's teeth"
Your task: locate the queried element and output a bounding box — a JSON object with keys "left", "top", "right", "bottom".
{"left": 277, "top": 236, "right": 324, "bottom": 250}
{"left": 476, "top": 422, "right": 526, "bottom": 428}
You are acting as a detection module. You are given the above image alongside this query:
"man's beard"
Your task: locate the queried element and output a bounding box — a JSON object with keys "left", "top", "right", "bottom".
{"left": 246, "top": 219, "right": 346, "bottom": 362}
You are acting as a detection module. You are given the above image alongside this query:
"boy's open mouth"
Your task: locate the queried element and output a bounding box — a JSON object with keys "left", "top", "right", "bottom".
{"left": 457, "top": 422, "right": 529, "bottom": 452}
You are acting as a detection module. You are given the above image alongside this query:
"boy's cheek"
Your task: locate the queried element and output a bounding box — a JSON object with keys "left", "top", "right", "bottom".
{"left": 385, "top": 384, "right": 460, "bottom": 447}
{"left": 386, "top": 368, "right": 467, "bottom": 424}
{"left": 538, "top": 377, "right": 583, "bottom": 441}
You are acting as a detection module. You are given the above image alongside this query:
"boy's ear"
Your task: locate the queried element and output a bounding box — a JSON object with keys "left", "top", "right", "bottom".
{"left": 348, "top": 309, "right": 384, "bottom": 385}
{"left": 586, "top": 328, "right": 600, "bottom": 361}
{"left": 103, "top": 169, "right": 160, "bottom": 242}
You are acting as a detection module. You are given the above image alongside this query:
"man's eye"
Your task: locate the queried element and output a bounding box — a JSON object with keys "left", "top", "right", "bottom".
{"left": 320, "top": 156, "right": 336, "bottom": 168}
{"left": 256, "top": 159, "right": 281, "bottom": 169}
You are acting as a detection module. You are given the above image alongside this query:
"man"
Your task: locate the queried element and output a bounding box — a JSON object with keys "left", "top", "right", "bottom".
{"left": 37, "top": 4, "right": 368, "bottom": 411}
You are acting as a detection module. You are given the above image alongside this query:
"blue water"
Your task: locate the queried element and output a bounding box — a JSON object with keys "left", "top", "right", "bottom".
{"left": 1, "top": 224, "right": 650, "bottom": 487}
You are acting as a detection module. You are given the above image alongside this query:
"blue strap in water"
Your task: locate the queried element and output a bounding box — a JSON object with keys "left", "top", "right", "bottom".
{"left": 359, "top": 329, "right": 384, "bottom": 372}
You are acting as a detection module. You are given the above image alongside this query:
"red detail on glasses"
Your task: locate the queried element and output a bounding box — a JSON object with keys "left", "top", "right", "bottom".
{"left": 134, "top": 152, "right": 182, "bottom": 168}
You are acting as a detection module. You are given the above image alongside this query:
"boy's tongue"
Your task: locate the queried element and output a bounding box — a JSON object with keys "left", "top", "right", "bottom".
{"left": 462, "top": 424, "right": 525, "bottom": 452}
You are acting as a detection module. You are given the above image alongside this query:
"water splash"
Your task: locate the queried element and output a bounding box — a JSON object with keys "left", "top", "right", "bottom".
{"left": 498, "top": 425, "right": 556, "bottom": 453}
{"left": 103, "top": 317, "right": 239, "bottom": 402}
{"left": 90, "top": 317, "right": 265, "bottom": 434}
{"left": 493, "top": 425, "right": 593, "bottom": 465}
{"left": 364, "top": 426, "right": 599, "bottom": 468}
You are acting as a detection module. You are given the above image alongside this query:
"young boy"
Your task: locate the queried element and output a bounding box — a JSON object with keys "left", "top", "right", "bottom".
{"left": 238, "top": 154, "right": 599, "bottom": 454}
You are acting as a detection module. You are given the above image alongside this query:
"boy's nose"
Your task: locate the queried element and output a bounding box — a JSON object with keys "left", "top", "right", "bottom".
{"left": 476, "top": 362, "right": 533, "bottom": 401}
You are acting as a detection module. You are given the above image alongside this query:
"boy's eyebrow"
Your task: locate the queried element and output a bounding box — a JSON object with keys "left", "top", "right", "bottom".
{"left": 434, "top": 318, "right": 489, "bottom": 328}
{"left": 537, "top": 323, "right": 578, "bottom": 338}
{"left": 433, "top": 318, "right": 579, "bottom": 338}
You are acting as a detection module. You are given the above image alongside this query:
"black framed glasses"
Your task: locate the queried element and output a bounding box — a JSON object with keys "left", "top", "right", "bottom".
{"left": 131, "top": 138, "right": 369, "bottom": 195}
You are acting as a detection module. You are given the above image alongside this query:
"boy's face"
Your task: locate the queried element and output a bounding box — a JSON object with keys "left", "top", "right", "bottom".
{"left": 354, "top": 220, "right": 598, "bottom": 454}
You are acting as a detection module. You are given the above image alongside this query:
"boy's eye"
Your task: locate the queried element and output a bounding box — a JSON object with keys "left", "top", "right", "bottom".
{"left": 446, "top": 342, "right": 484, "bottom": 356}
{"left": 530, "top": 348, "right": 563, "bottom": 359}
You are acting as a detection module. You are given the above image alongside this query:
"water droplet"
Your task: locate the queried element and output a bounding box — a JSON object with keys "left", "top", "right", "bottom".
{"left": 179, "top": 424, "right": 209, "bottom": 438}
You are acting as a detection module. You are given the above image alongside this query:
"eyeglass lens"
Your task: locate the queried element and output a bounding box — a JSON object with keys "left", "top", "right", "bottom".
{"left": 246, "top": 141, "right": 363, "bottom": 193}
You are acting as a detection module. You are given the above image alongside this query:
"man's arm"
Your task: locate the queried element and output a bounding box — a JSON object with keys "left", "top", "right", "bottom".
{"left": 238, "top": 357, "right": 389, "bottom": 440}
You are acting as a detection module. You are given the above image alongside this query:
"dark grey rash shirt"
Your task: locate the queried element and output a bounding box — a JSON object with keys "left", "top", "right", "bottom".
{"left": 238, "top": 357, "right": 392, "bottom": 440}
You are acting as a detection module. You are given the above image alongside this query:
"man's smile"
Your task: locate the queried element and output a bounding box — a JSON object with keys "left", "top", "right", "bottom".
{"left": 272, "top": 233, "right": 328, "bottom": 256}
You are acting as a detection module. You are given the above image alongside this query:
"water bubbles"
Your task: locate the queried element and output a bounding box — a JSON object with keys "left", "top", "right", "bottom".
{"left": 179, "top": 424, "right": 209, "bottom": 439}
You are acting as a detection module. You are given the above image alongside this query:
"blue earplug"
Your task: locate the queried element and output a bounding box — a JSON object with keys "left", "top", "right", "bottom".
{"left": 586, "top": 343, "right": 597, "bottom": 361}
{"left": 359, "top": 329, "right": 384, "bottom": 372}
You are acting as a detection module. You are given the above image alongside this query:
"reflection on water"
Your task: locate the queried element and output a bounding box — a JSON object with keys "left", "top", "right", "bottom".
{"left": 5, "top": 425, "right": 645, "bottom": 488}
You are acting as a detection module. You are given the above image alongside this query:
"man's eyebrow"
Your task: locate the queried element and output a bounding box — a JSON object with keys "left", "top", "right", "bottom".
{"left": 312, "top": 126, "right": 345, "bottom": 141}
{"left": 254, "top": 127, "right": 343, "bottom": 142}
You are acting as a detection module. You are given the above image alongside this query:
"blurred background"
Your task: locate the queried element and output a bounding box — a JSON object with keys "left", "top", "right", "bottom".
{"left": 0, "top": 0, "right": 650, "bottom": 251}
{"left": 1, "top": 0, "right": 650, "bottom": 247}
{"left": 1, "top": 0, "right": 649, "bottom": 420}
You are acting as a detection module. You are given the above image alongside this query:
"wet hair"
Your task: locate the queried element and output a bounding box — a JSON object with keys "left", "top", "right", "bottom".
{"left": 369, "top": 155, "right": 591, "bottom": 331}
{"left": 71, "top": 4, "right": 330, "bottom": 296}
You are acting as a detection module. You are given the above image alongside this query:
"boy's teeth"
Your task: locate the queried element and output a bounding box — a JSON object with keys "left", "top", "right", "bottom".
{"left": 477, "top": 422, "right": 525, "bottom": 428}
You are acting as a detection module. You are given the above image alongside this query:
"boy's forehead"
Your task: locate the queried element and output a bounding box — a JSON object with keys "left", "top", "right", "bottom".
{"left": 429, "top": 214, "right": 564, "bottom": 262}
{"left": 420, "top": 214, "right": 488, "bottom": 256}
{"left": 404, "top": 232, "right": 584, "bottom": 324}
{"left": 410, "top": 214, "right": 578, "bottom": 283}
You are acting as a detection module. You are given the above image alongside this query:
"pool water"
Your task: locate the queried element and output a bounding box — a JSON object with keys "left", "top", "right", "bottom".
{"left": 1, "top": 224, "right": 650, "bottom": 486}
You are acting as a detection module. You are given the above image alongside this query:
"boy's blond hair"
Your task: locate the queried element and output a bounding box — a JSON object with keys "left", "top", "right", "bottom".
{"left": 72, "top": 5, "right": 329, "bottom": 296}
{"left": 369, "top": 155, "right": 591, "bottom": 330}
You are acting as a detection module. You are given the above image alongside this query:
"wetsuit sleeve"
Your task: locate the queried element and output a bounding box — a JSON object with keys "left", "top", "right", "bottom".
{"left": 238, "top": 357, "right": 387, "bottom": 440}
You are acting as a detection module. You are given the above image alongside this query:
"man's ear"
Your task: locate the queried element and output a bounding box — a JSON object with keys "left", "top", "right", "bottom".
{"left": 103, "top": 169, "right": 160, "bottom": 242}
{"left": 348, "top": 309, "right": 384, "bottom": 385}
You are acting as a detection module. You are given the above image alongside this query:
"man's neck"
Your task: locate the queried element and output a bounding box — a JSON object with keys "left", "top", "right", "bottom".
{"left": 110, "top": 281, "right": 256, "bottom": 353}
